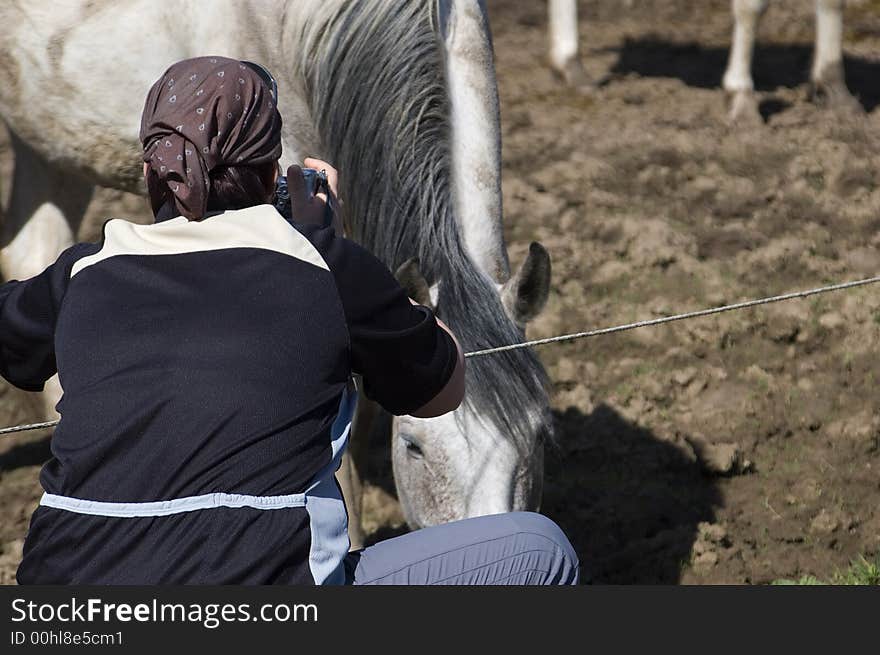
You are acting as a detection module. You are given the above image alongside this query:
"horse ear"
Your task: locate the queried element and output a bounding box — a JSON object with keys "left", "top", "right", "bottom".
{"left": 501, "top": 242, "right": 551, "bottom": 326}
{"left": 395, "top": 257, "right": 433, "bottom": 309}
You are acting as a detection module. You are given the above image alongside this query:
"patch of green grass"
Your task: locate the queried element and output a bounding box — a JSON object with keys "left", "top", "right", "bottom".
{"left": 612, "top": 380, "right": 636, "bottom": 400}
{"left": 805, "top": 171, "right": 825, "bottom": 193}
{"left": 753, "top": 375, "right": 770, "bottom": 394}
{"left": 831, "top": 555, "right": 880, "bottom": 586}
{"left": 771, "top": 555, "right": 880, "bottom": 586}
{"left": 779, "top": 458, "right": 803, "bottom": 476}
{"left": 772, "top": 576, "right": 824, "bottom": 586}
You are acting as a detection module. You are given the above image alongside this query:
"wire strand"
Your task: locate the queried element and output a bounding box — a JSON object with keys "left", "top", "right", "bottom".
{"left": 464, "top": 274, "right": 880, "bottom": 358}
{"left": 0, "top": 419, "right": 59, "bottom": 436}
{"left": 1, "top": 274, "right": 878, "bottom": 435}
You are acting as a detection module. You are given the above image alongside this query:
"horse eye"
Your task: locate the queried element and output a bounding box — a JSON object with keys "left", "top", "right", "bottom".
{"left": 400, "top": 435, "right": 424, "bottom": 459}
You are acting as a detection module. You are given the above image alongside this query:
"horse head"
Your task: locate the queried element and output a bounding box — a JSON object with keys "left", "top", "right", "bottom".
{"left": 391, "top": 244, "right": 552, "bottom": 527}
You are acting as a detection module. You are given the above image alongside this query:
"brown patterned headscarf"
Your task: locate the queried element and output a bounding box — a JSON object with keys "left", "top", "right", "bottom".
{"left": 140, "top": 56, "right": 282, "bottom": 221}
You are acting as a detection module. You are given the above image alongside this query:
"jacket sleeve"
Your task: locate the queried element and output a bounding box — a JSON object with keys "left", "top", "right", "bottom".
{"left": 0, "top": 244, "right": 88, "bottom": 391}
{"left": 302, "top": 225, "right": 458, "bottom": 416}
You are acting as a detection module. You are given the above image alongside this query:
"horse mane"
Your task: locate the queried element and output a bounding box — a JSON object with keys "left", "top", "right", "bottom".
{"left": 297, "top": 0, "right": 550, "bottom": 449}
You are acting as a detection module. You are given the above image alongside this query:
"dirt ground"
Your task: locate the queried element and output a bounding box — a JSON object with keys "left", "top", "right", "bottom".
{"left": 1, "top": 0, "right": 879, "bottom": 584}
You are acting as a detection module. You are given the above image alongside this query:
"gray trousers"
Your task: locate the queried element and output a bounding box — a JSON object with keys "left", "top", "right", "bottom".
{"left": 343, "top": 512, "right": 579, "bottom": 585}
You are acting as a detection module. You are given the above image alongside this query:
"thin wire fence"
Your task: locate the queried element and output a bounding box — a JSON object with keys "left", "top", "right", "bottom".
{"left": 1, "top": 274, "right": 879, "bottom": 436}
{"left": 0, "top": 419, "right": 60, "bottom": 436}
{"left": 465, "top": 274, "right": 880, "bottom": 358}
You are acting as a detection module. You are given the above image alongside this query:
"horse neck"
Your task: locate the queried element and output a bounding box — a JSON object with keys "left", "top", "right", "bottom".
{"left": 290, "top": 0, "right": 510, "bottom": 285}
{"left": 440, "top": 0, "right": 510, "bottom": 283}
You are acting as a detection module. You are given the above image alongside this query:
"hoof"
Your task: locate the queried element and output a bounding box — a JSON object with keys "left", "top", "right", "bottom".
{"left": 552, "top": 58, "right": 597, "bottom": 95}
{"left": 727, "top": 91, "right": 763, "bottom": 126}
{"left": 809, "top": 80, "right": 863, "bottom": 116}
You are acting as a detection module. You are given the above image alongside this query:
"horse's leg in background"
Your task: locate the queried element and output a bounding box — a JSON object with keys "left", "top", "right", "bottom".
{"left": 337, "top": 394, "right": 381, "bottom": 550}
{"left": 547, "top": 0, "right": 593, "bottom": 92}
{"left": 723, "top": 0, "right": 768, "bottom": 124}
{"left": 810, "top": 0, "right": 860, "bottom": 111}
{"left": 0, "top": 129, "right": 93, "bottom": 419}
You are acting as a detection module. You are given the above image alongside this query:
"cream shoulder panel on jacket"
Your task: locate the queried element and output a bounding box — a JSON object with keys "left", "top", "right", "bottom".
{"left": 70, "top": 205, "right": 329, "bottom": 277}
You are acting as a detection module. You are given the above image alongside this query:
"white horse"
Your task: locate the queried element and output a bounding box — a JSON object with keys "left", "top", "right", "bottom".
{"left": 0, "top": 0, "right": 553, "bottom": 547}
{"left": 546, "top": 0, "right": 857, "bottom": 120}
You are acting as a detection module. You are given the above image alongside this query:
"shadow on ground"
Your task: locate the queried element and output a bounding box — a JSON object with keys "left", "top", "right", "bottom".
{"left": 362, "top": 403, "right": 723, "bottom": 584}
{"left": 606, "top": 38, "right": 880, "bottom": 112}
{"left": 0, "top": 436, "right": 51, "bottom": 473}
{"left": 542, "top": 404, "right": 722, "bottom": 584}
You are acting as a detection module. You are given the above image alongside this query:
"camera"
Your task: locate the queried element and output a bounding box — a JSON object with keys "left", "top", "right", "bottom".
{"left": 273, "top": 167, "right": 333, "bottom": 227}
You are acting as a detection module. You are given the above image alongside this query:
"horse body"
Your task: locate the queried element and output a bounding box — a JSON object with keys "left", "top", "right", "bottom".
{"left": 0, "top": 0, "right": 553, "bottom": 542}
{"left": 0, "top": 2, "right": 346, "bottom": 184}
{"left": 546, "top": 0, "right": 856, "bottom": 119}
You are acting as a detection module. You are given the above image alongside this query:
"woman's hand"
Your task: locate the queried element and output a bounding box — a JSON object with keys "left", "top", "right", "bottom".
{"left": 286, "top": 158, "right": 344, "bottom": 235}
